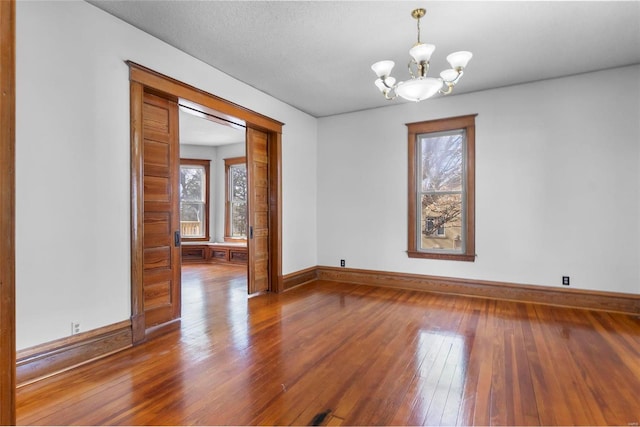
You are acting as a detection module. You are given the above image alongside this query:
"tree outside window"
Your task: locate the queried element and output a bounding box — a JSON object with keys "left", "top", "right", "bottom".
{"left": 180, "top": 159, "right": 210, "bottom": 241}
{"left": 225, "top": 157, "right": 247, "bottom": 241}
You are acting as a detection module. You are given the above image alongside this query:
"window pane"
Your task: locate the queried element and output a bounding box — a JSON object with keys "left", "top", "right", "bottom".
{"left": 420, "top": 132, "right": 463, "bottom": 192}
{"left": 420, "top": 193, "right": 463, "bottom": 252}
{"left": 180, "top": 166, "right": 205, "bottom": 202}
{"left": 231, "top": 202, "right": 247, "bottom": 238}
{"left": 231, "top": 164, "right": 246, "bottom": 202}
{"left": 180, "top": 202, "right": 205, "bottom": 238}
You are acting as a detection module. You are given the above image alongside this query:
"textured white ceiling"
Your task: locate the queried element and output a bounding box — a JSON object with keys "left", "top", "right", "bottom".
{"left": 89, "top": 1, "right": 640, "bottom": 118}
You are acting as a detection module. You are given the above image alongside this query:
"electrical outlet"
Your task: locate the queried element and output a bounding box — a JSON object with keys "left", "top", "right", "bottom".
{"left": 340, "top": 259, "right": 345, "bottom": 267}
{"left": 562, "top": 276, "right": 570, "bottom": 286}
{"left": 71, "top": 322, "right": 80, "bottom": 335}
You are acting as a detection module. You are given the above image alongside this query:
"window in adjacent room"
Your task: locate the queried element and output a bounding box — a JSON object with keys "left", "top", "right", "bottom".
{"left": 407, "top": 114, "right": 476, "bottom": 261}
{"left": 225, "top": 157, "right": 247, "bottom": 241}
{"left": 179, "top": 158, "right": 210, "bottom": 241}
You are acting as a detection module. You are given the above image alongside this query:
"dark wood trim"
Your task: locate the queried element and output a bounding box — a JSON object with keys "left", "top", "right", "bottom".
{"left": 180, "top": 158, "right": 211, "bottom": 242}
{"left": 224, "top": 157, "right": 246, "bottom": 164}
{"left": 407, "top": 114, "right": 477, "bottom": 262}
{"left": 181, "top": 243, "right": 247, "bottom": 265}
{"left": 127, "top": 61, "right": 283, "bottom": 133}
{"left": 406, "top": 114, "right": 479, "bottom": 134}
{"left": 316, "top": 266, "right": 640, "bottom": 315}
{"left": 16, "top": 321, "right": 132, "bottom": 387}
{"left": 282, "top": 266, "right": 318, "bottom": 291}
{"left": 224, "top": 156, "right": 247, "bottom": 242}
{"left": 406, "top": 250, "right": 476, "bottom": 262}
{"left": 129, "top": 80, "right": 146, "bottom": 345}
{"left": 269, "top": 131, "right": 283, "bottom": 293}
{"left": 144, "top": 318, "right": 181, "bottom": 342}
{"left": 0, "top": 0, "right": 16, "bottom": 423}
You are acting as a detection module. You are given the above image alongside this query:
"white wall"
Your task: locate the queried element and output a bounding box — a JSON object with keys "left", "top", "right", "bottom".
{"left": 16, "top": 1, "right": 318, "bottom": 349}
{"left": 318, "top": 65, "right": 640, "bottom": 295}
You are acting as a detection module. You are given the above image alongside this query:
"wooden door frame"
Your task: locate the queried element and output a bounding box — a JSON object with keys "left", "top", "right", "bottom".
{"left": 128, "top": 62, "right": 283, "bottom": 344}
{"left": 0, "top": 0, "right": 16, "bottom": 423}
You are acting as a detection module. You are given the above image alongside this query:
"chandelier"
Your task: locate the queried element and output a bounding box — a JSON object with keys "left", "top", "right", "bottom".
{"left": 371, "top": 8, "right": 472, "bottom": 102}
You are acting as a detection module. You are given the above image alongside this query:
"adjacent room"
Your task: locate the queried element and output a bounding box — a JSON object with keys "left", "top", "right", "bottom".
{"left": 2, "top": 0, "right": 639, "bottom": 425}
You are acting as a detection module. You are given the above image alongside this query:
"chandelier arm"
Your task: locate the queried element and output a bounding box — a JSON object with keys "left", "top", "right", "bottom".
{"left": 452, "top": 69, "right": 464, "bottom": 84}
{"left": 407, "top": 59, "right": 429, "bottom": 79}
{"left": 421, "top": 61, "right": 430, "bottom": 78}
{"left": 440, "top": 69, "right": 464, "bottom": 90}
{"left": 407, "top": 60, "right": 417, "bottom": 79}
{"left": 383, "top": 90, "right": 397, "bottom": 100}
{"left": 381, "top": 77, "right": 394, "bottom": 90}
{"left": 408, "top": 60, "right": 430, "bottom": 79}
{"left": 439, "top": 83, "right": 454, "bottom": 95}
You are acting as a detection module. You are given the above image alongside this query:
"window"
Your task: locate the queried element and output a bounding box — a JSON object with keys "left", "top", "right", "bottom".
{"left": 407, "top": 114, "right": 476, "bottom": 261}
{"left": 225, "top": 157, "right": 247, "bottom": 241}
{"left": 179, "top": 159, "right": 210, "bottom": 241}
{"left": 426, "top": 217, "right": 446, "bottom": 237}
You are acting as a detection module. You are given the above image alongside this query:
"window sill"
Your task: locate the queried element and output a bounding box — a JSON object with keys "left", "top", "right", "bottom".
{"left": 224, "top": 237, "right": 247, "bottom": 244}
{"left": 407, "top": 251, "right": 475, "bottom": 262}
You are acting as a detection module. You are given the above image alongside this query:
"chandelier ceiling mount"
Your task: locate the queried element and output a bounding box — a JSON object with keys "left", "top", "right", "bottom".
{"left": 371, "top": 8, "right": 473, "bottom": 102}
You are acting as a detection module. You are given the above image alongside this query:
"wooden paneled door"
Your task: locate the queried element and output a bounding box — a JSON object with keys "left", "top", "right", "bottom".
{"left": 246, "top": 128, "right": 270, "bottom": 294}
{"left": 141, "top": 92, "right": 181, "bottom": 328}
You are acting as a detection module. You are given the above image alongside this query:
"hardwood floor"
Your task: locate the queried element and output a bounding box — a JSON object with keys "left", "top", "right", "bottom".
{"left": 16, "top": 264, "right": 640, "bottom": 425}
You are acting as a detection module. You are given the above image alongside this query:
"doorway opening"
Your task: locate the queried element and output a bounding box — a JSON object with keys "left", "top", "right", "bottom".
{"left": 178, "top": 104, "right": 249, "bottom": 314}
{"left": 128, "top": 62, "right": 283, "bottom": 344}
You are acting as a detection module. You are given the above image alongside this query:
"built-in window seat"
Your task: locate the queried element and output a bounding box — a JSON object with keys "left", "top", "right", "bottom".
{"left": 181, "top": 241, "right": 247, "bottom": 264}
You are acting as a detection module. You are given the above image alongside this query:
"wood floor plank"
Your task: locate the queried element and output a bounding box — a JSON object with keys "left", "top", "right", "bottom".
{"left": 510, "top": 305, "right": 540, "bottom": 426}
{"left": 16, "top": 264, "right": 640, "bottom": 426}
{"left": 468, "top": 302, "right": 497, "bottom": 426}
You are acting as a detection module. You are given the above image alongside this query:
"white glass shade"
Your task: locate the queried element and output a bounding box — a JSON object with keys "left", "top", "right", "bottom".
{"left": 374, "top": 77, "right": 396, "bottom": 92}
{"left": 409, "top": 43, "right": 436, "bottom": 63}
{"left": 395, "top": 77, "right": 443, "bottom": 102}
{"left": 440, "top": 68, "right": 459, "bottom": 82}
{"left": 371, "top": 60, "right": 395, "bottom": 78}
{"left": 446, "top": 51, "right": 473, "bottom": 70}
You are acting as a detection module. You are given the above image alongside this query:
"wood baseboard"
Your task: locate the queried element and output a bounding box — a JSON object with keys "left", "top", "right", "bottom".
{"left": 144, "top": 318, "right": 181, "bottom": 341}
{"left": 315, "top": 266, "right": 640, "bottom": 315}
{"left": 282, "top": 266, "right": 318, "bottom": 291}
{"left": 16, "top": 320, "right": 132, "bottom": 387}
